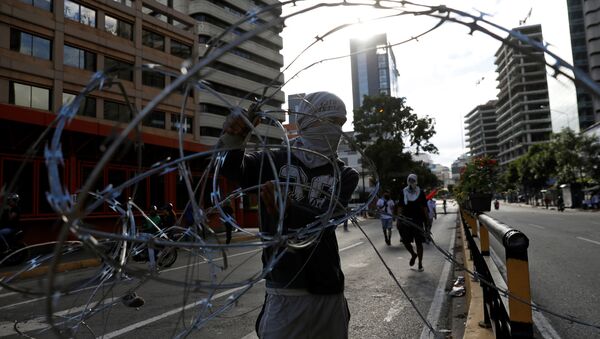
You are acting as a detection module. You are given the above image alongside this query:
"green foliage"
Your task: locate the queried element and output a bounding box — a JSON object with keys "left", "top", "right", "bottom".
{"left": 497, "top": 128, "right": 600, "bottom": 193}
{"left": 352, "top": 95, "right": 439, "bottom": 196}
{"left": 454, "top": 156, "right": 499, "bottom": 204}
{"left": 353, "top": 95, "right": 438, "bottom": 153}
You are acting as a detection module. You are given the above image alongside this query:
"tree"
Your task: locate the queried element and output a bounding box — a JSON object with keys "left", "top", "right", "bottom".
{"left": 354, "top": 95, "right": 437, "bottom": 153}
{"left": 552, "top": 129, "right": 600, "bottom": 185}
{"left": 353, "top": 95, "right": 438, "bottom": 194}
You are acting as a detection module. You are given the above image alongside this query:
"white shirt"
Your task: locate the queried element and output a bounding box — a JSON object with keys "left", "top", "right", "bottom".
{"left": 377, "top": 198, "right": 395, "bottom": 219}
{"left": 427, "top": 199, "right": 436, "bottom": 219}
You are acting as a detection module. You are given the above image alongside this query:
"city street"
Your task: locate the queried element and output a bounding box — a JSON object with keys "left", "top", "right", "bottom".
{"left": 487, "top": 203, "right": 600, "bottom": 339}
{"left": 0, "top": 205, "right": 461, "bottom": 339}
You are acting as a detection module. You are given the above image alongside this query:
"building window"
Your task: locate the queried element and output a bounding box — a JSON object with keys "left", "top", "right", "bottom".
{"left": 142, "top": 111, "right": 166, "bottom": 128}
{"left": 171, "top": 115, "right": 193, "bottom": 134}
{"left": 104, "top": 57, "right": 133, "bottom": 81}
{"left": 142, "top": 29, "right": 165, "bottom": 50}
{"left": 62, "top": 92, "right": 96, "bottom": 117}
{"left": 171, "top": 40, "right": 191, "bottom": 59}
{"left": 64, "top": 45, "right": 96, "bottom": 71}
{"left": 64, "top": 0, "right": 96, "bottom": 27}
{"left": 111, "top": 0, "right": 133, "bottom": 7}
{"left": 142, "top": 70, "right": 166, "bottom": 88}
{"left": 9, "top": 81, "right": 51, "bottom": 111}
{"left": 104, "top": 100, "right": 132, "bottom": 122}
{"left": 19, "top": 0, "right": 52, "bottom": 11}
{"left": 10, "top": 29, "right": 52, "bottom": 60}
{"left": 105, "top": 15, "right": 133, "bottom": 40}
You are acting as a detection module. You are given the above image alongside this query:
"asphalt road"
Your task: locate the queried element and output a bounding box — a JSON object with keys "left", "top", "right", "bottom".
{"left": 0, "top": 205, "right": 462, "bottom": 339}
{"left": 487, "top": 203, "right": 600, "bottom": 339}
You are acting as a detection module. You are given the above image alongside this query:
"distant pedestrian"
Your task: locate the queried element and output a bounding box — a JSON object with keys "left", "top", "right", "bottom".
{"left": 162, "top": 203, "right": 177, "bottom": 228}
{"left": 0, "top": 193, "right": 21, "bottom": 250}
{"left": 143, "top": 205, "right": 161, "bottom": 233}
{"left": 397, "top": 174, "right": 428, "bottom": 272}
{"left": 426, "top": 197, "right": 436, "bottom": 241}
{"left": 376, "top": 191, "right": 395, "bottom": 245}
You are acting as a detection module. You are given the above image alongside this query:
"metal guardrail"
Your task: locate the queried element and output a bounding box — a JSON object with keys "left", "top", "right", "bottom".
{"left": 460, "top": 209, "right": 533, "bottom": 339}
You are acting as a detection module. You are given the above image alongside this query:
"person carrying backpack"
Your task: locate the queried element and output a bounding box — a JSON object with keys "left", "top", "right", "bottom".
{"left": 376, "top": 191, "right": 395, "bottom": 245}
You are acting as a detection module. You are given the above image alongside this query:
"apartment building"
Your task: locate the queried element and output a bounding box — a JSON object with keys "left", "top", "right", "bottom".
{"left": 0, "top": 0, "right": 284, "bottom": 239}
{"left": 495, "top": 24, "right": 552, "bottom": 165}
{"left": 465, "top": 100, "right": 499, "bottom": 159}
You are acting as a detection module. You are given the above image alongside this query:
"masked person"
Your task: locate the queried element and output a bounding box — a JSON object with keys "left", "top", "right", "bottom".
{"left": 397, "top": 174, "right": 428, "bottom": 272}
{"left": 221, "top": 91, "right": 359, "bottom": 339}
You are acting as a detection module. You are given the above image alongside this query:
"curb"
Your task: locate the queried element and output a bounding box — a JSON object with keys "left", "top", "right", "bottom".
{"left": 458, "top": 215, "right": 494, "bottom": 339}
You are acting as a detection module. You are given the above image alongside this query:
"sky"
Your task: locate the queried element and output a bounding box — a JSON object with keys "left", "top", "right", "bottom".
{"left": 278, "top": 0, "right": 576, "bottom": 169}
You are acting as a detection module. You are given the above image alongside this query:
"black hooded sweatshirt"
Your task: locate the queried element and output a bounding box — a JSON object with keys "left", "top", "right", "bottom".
{"left": 221, "top": 149, "right": 359, "bottom": 294}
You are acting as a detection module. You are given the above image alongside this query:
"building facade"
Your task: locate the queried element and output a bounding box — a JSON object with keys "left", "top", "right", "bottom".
{"left": 0, "top": 0, "right": 284, "bottom": 241}
{"left": 580, "top": 0, "right": 600, "bottom": 125}
{"left": 495, "top": 24, "right": 553, "bottom": 165}
{"left": 465, "top": 100, "right": 499, "bottom": 159}
{"left": 349, "top": 33, "right": 399, "bottom": 111}
{"left": 567, "top": 0, "right": 596, "bottom": 130}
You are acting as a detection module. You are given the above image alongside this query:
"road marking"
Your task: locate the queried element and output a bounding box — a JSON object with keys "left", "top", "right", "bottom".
{"left": 0, "top": 292, "right": 17, "bottom": 299}
{"left": 98, "top": 285, "right": 251, "bottom": 339}
{"left": 340, "top": 241, "right": 363, "bottom": 252}
{"left": 576, "top": 236, "right": 600, "bottom": 246}
{"left": 0, "top": 297, "right": 120, "bottom": 336}
{"left": 528, "top": 223, "right": 546, "bottom": 230}
{"left": 0, "top": 281, "right": 119, "bottom": 311}
{"left": 160, "top": 248, "right": 262, "bottom": 273}
{"left": 489, "top": 248, "right": 562, "bottom": 339}
{"left": 99, "top": 241, "right": 364, "bottom": 338}
{"left": 419, "top": 225, "right": 455, "bottom": 339}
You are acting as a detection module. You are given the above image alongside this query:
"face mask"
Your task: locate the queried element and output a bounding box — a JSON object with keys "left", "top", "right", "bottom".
{"left": 300, "top": 124, "right": 342, "bottom": 155}
{"left": 293, "top": 123, "right": 343, "bottom": 168}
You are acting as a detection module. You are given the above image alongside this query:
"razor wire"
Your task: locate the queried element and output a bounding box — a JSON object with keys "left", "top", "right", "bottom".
{"left": 0, "top": 0, "right": 599, "bottom": 338}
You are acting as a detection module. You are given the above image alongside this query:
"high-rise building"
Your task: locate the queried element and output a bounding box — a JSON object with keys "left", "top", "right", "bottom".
{"left": 186, "top": 0, "right": 285, "bottom": 145}
{"left": 451, "top": 153, "right": 470, "bottom": 182}
{"left": 465, "top": 100, "right": 499, "bottom": 159}
{"left": 349, "top": 33, "right": 399, "bottom": 111}
{"left": 0, "top": 0, "right": 284, "bottom": 238}
{"left": 495, "top": 24, "right": 553, "bottom": 165}
{"left": 566, "top": 0, "right": 596, "bottom": 130}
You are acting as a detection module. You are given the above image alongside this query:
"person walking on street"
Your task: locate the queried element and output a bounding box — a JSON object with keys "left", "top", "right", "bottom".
{"left": 426, "top": 197, "right": 436, "bottom": 242}
{"left": 0, "top": 193, "right": 21, "bottom": 250}
{"left": 397, "top": 174, "right": 429, "bottom": 272}
{"left": 442, "top": 199, "right": 447, "bottom": 214}
{"left": 377, "top": 191, "right": 395, "bottom": 245}
{"left": 221, "top": 91, "right": 359, "bottom": 339}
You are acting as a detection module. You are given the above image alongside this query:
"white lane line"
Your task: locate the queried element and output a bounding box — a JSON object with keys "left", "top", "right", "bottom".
{"left": 1, "top": 249, "right": 262, "bottom": 311}
{"left": 236, "top": 241, "right": 364, "bottom": 339}
{"left": 160, "top": 248, "right": 262, "bottom": 273}
{"left": 340, "top": 241, "right": 364, "bottom": 252}
{"left": 0, "top": 297, "right": 120, "bottom": 336}
{"left": 101, "top": 241, "right": 365, "bottom": 339}
{"left": 528, "top": 224, "right": 546, "bottom": 230}
{"left": 419, "top": 225, "right": 456, "bottom": 339}
{"left": 0, "top": 292, "right": 17, "bottom": 299}
{"left": 576, "top": 236, "right": 600, "bottom": 246}
{"left": 0, "top": 280, "right": 119, "bottom": 312}
{"left": 489, "top": 248, "right": 562, "bottom": 339}
{"left": 98, "top": 285, "right": 250, "bottom": 339}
